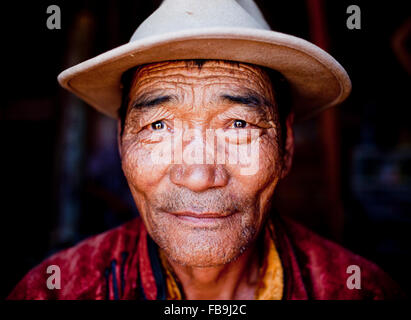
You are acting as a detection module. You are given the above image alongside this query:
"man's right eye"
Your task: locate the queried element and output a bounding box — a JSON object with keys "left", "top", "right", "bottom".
{"left": 151, "top": 120, "right": 165, "bottom": 130}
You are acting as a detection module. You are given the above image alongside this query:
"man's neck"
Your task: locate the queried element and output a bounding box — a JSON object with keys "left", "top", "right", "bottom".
{"left": 164, "top": 241, "right": 261, "bottom": 300}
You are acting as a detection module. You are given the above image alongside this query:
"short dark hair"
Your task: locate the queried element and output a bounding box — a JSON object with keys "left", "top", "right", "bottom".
{"left": 118, "top": 60, "right": 292, "bottom": 146}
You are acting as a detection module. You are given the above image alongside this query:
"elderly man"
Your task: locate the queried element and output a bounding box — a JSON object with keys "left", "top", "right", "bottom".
{"left": 9, "top": 0, "right": 403, "bottom": 300}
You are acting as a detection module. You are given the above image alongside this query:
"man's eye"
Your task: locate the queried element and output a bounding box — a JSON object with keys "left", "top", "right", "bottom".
{"left": 151, "top": 120, "right": 165, "bottom": 130}
{"left": 233, "top": 120, "right": 247, "bottom": 128}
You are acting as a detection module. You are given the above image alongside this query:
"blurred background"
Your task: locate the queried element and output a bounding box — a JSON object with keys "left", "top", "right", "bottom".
{"left": 1, "top": 0, "right": 410, "bottom": 298}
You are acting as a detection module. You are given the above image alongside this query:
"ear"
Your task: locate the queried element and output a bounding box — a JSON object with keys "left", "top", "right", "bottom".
{"left": 280, "top": 112, "right": 295, "bottom": 179}
{"left": 117, "top": 119, "right": 122, "bottom": 158}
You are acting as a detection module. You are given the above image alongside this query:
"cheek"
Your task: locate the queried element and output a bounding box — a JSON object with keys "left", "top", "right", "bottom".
{"left": 227, "top": 132, "right": 281, "bottom": 194}
{"left": 121, "top": 137, "right": 170, "bottom": 194}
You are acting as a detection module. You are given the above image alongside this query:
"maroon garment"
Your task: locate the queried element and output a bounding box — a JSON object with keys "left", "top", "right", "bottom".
{"left": 7, "top": 216, "right": 404, "bottom": 300}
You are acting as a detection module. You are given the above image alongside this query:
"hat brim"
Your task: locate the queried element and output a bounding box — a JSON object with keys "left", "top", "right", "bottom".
{"left": 58, "top": 27, "right": 351, "bottom": 120}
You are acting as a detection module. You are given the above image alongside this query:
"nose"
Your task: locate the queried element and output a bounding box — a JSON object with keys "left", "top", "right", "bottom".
{"left": 170, "top": 164, "right": 229, "bottom": 192}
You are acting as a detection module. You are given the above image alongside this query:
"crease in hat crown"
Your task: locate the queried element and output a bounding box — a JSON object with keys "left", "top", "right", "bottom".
{"left": 57, "top": 0, "right": 351, "bottom": 120}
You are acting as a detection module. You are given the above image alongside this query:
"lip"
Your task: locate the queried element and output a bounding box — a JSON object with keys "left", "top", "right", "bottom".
{"left": 169, "top": 211, "right": 232, "bottom": 219}
{"left": 165, "top": 210, "right": 235, "bottom": 225}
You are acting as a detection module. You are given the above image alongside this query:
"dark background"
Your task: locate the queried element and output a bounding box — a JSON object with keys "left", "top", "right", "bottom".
{"left": 1, "top": 0, "right": 410, "bottom": 299}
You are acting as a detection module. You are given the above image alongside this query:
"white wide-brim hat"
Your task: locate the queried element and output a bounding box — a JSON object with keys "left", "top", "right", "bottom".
{"left": 58, "top": 0, "right": 351, "bottom": 120}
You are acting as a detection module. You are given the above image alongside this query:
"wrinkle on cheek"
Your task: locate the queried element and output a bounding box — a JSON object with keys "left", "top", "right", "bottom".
{"left": 240, "top": 137, "right": 281, "bottom": 228}
{"left": 128, "top": 185, "right": 154, "bottom": 233}
{"left": 121, "top": 138, "right": 170, "bottom": 191}
{"left": 242, "top": 134, "right": 281, "bottom": 188}
{"left": 261, "top": 133, "right": 282, "bottom": 174}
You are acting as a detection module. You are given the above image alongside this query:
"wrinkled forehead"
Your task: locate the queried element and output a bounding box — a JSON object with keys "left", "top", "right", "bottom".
{"left": 129, "top": 60, "right": 274, "bottom": 100}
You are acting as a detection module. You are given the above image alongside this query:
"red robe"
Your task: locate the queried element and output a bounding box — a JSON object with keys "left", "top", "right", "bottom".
{"left": 7, "top": 216, "right": 404, "bottom": 300}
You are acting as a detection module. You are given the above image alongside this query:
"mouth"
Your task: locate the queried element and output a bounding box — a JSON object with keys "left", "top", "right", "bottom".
{"left": 165, "top": 210, "right": 236, "bottom": 226}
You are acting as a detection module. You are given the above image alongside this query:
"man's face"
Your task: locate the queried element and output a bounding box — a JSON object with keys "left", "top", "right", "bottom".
{"left": 120, "top": 60, "right": 288, "bottom": 267}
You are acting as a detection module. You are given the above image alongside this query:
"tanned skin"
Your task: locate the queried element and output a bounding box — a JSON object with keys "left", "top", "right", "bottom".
{"left": 118, "top": 60, "right": 294, "bottom": 299}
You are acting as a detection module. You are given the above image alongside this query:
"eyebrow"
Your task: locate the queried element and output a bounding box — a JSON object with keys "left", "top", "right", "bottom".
{"left": 130, "top": 91, "right": 273, "bottom": 111}
{"left": 131, "top": 94, "right": 175, "bottom": 110}
{"left": 220, "top": 92, "right": 272, "bottom": 108}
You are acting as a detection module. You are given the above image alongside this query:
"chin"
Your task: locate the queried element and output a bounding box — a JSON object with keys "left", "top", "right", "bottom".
{"left": 153, "top": 226, "right": 257, "bottom": 267}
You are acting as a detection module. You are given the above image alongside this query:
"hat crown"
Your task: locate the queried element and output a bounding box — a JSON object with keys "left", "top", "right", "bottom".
{"left": 130, "top": 0, "right": 271, "bottom": 42}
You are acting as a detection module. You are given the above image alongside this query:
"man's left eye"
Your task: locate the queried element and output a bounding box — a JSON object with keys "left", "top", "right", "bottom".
{"left": 232, "top": 120, "right": 247, "bottom": 128}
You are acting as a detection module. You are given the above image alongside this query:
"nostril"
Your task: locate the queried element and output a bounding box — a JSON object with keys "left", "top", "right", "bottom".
{"left": 213, "top": 166, "right": 230, "bottom": 187}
